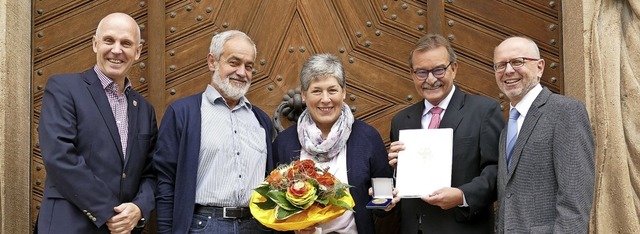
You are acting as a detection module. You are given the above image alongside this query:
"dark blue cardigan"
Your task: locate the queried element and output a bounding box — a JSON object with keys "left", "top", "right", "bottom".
{"left": 154, "top": 93, "right": 274, "bottom": 234}
{"left": 272, "top": 120, "right": 393, "bottom": 234}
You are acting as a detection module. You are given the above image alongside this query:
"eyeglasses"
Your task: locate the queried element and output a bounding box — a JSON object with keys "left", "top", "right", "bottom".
{"left": 493, "top": 57, "right": 540, "bottom": 72}
{"left": 412, "top": 62, "right": 453, "bottom": 80}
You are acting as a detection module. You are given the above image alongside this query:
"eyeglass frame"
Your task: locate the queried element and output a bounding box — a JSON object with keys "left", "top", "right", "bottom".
{"left": 493, "top": 57, "right": 540, "bottom": 72}
{"left": 412, "top": 61, "right": 454, "bottom": 80}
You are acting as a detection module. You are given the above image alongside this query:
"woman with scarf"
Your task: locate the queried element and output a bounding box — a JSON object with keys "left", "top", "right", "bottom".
{"left": 272, "top": 54, "right": 393, "bottom": 234}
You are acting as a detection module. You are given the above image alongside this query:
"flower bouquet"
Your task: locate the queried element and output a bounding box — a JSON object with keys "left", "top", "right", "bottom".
{"left": 249, "top": 159, "right": 355, "bottom": 231}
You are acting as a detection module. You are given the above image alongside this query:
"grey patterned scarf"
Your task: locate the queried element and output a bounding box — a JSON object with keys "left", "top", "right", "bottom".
{"left": 297, "top": 103, "right": 354, "bottom": 162}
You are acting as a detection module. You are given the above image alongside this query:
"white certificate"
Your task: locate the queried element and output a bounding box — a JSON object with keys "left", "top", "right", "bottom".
{"left": 396, "top": 128, "right": 453, "bottom": 198}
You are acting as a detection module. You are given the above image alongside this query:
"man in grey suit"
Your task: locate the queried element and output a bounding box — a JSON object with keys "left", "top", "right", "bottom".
{"left": 493, "top": 36, "right": 595, "bottom": 233}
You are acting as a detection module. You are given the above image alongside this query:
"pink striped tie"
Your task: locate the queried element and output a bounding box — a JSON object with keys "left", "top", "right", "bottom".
{"left": 428, "top": 107, "right": 443, "bottom": 129}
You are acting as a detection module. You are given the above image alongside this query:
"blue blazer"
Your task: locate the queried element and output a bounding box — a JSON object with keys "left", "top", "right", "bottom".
{"left": 37, "top": 69, "right": 158, "bottom": 233}
{"left": 154, "top": 93, "right": 274, "bottom": 234}
{"left": 390, "top": 87, "right": 504, "bottom": 233}
{"left": 272, "top": 120, "right": 393, "bottom": 234}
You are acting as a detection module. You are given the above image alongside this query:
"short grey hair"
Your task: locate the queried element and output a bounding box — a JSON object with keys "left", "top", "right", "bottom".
{"left": 209, "top": 30, "right": 257, "bottom": 60}
{"left": 409, "top": 34, "right": 457, "bottom": 69}
{"left": 300, "top": 54, "right": 345, "bottom": 91}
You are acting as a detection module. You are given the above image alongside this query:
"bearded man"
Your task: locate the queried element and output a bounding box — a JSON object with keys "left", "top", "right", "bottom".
{"left": 153, "top": 30, "right": 275, "bottom": 234}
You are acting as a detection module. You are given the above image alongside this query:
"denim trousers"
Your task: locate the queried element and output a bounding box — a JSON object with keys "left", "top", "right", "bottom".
{"left": 189, "top": 212, "right": 273, "bottom": 234}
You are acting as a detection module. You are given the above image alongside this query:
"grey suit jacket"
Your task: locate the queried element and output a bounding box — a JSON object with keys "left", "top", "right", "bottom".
{"left": 391, "top": 87, "right": 504, "bottom": 234}
{"left": 496, "top": 87, "right": 595, "bottom": 234}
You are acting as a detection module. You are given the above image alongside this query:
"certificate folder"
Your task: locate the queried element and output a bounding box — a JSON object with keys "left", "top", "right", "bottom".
{"left": 396, "top": 128, "right": 453, "bottom": 198}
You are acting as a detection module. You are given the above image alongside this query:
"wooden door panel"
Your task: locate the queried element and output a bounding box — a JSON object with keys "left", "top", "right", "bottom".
{"left": 334, "top": 0, "right": 416, "bottom": 68}
{"left": 449, "top": 1, "right": 559, "bottom": 45}
{"left": 165, "top": 32, "right": 211, "bottom": 83}
{"left": 298, "top": 1, "right": 350, "bottom": 52}
{"left": 447, "top": 0, "right": 563, "bottom": 94}
{"left": 165, "top": 70, "right": 210, "bottom": 105}
{"left": 249, "top": 0, "right": 296, "bottom": 69}
{"left": 253, "top": 11, "right": 312, "bottom": 111}
{"left": 367, "top": 0, "right": 432, "bottom": 36}
{"left": 33, "top": 46, "right": 95, "bottom": 100}
{"left": 163, "top": 1, "right": 223, "bottom": 40}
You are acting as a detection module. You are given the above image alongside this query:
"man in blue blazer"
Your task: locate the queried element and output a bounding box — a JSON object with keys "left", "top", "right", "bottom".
{"left": 493, "top": 36, "right": 594, "bottom": 233}
{"left": 37, "top": 13, "right": 157, "bottom": 234}
{"left": 388, "top": 34, "right": 504, "bottom": 233}
{"left": 154, "top": 30, "right": 274, "bottom": 234}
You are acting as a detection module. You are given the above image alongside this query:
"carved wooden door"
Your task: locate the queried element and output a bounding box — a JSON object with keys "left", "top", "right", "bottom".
{"left": 31, "top": 1, "right": 562, "bottom": 233}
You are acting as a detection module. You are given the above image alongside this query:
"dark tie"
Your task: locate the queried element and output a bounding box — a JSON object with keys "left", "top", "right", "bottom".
{"left": 506, "top": 108, "right": 520, "bottom": 170}
{"left": 428, "top": 107, "right": 443, "bottom": 129}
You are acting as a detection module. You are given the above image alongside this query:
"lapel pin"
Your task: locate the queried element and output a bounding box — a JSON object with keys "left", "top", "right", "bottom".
{"left": 133, "top": 100, "right": 138, "bottom": 107}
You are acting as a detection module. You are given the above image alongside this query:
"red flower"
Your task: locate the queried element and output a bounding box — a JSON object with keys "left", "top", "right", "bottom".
{"left": 288, "top": 180, "right": 309, "bottom": 196}
{"left": 293, "top": 159, "right": 318, "bottom": 178}
{"left": 266, "top": 170, "right": 283, "bottom": 184}
{"left": 286, "top": 167, "right": 296, "bottom": 180}
{"left": 316, "top": 172, "right": 335, "bottom": 187}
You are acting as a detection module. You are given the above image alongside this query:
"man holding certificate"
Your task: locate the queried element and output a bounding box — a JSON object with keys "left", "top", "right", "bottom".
{"left": 387, "top": 34, "right": 505, "bottom": 233}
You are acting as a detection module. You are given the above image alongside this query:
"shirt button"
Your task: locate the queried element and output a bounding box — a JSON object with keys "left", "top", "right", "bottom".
{"left": 122, "top": 173, "right": 127, "bottom": 179}
{"left": 236, "top": 152, "right": 240, "bottom": 156}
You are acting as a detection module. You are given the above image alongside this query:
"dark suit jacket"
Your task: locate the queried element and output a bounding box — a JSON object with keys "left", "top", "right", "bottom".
{"left": 37, "top": 69, "right": 158, "bottom": 233}
{"left": 154, "top": 93, "right": 274, "bottom": 234}
{"left": 496, "top": 87, "right": 594, "bottom": 233}
{"left": 390, "top": 87, "right": 504, "bottom": 233}
{"left": 272, "top": 120, "right": 393, "bottom": 234}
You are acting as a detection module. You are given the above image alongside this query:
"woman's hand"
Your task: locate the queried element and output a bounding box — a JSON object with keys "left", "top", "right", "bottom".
{"left": 368, "top": 187, "right": 401, "bottom": 212}
{"left": 294, "top": 225, "right": 318, "bottom": 234}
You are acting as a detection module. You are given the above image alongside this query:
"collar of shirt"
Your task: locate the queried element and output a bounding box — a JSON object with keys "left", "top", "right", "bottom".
{"left": 422, "top": 85, "right": 456, "bottom": 118}
{"left": 511, "top": 84, "right": 542, "bottom": 119}
{"left": 94, "top": 65, "right": 132, "bottom": 94}
{"left": 203, "top": 84, "right": 252, "bottom": 111}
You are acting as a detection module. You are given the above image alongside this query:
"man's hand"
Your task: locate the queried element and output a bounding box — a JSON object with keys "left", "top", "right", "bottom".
{"left": 421, "top": 187, "right": 463, "bottom": 210}
{"left": 106, "top": 202, "right": 142, "bottom": 234}
{"left": 388, "top": 141, "right": 405, "bottom": 168}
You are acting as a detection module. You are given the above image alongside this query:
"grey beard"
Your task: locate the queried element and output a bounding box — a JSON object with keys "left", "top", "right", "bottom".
{"left": 212, "top": 72, "right": 250, "bottom": 101}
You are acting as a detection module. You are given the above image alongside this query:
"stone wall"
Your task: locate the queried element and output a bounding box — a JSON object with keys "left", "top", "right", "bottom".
{"left": 0, "top": 1, "right": 31, "bottom": 233}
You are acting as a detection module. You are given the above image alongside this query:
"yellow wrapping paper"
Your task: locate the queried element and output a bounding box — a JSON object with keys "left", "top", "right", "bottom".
{"left": 249, "top": 190, "right": 355, "bottom": 231}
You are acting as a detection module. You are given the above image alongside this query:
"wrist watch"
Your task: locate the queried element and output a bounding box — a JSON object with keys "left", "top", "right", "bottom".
{"left": 135, "top": 218, "right": 146, "bottom": 229}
